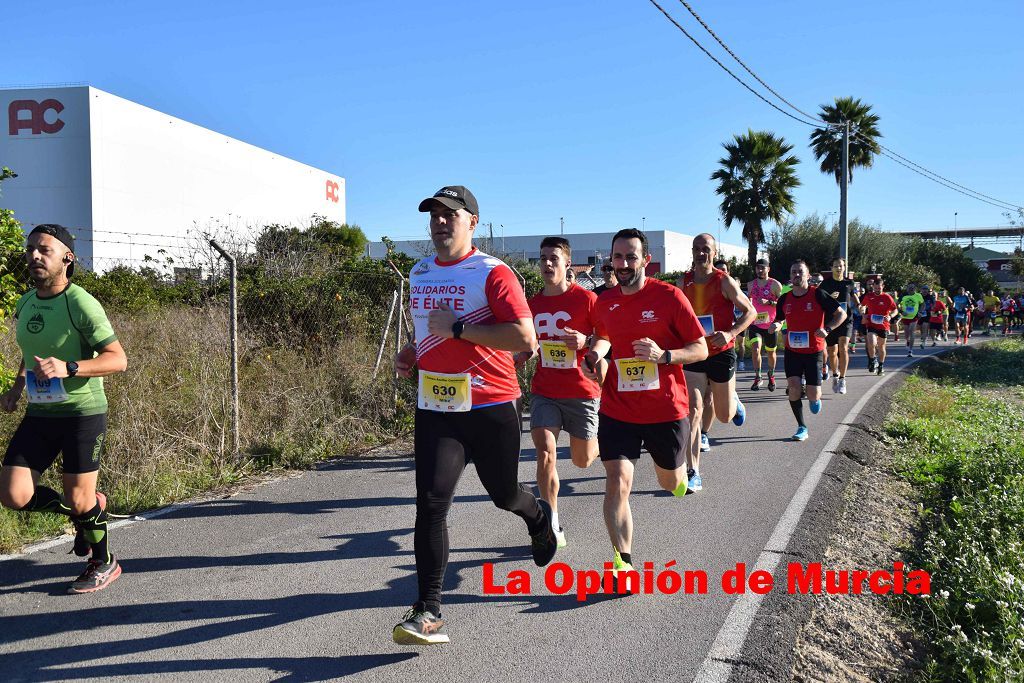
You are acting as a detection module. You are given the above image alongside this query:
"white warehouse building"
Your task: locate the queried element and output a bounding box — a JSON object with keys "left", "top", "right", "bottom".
{"left": 1, "top": 85, "right": 345, "bottom": 270}
{"left": 369, "top": 230, "right": 751, "bottom": 275}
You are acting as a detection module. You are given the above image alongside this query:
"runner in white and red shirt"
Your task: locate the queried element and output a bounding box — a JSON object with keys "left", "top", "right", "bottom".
{"left": 581, "top": 229, "right": 708, "bottom": 579}
{"left": 768, "top": 260, "right": 846, "bottom": 441}
{"left": 859, "top": 276, "right": 899, "bottom": 375}
{"left": 515, "top": 236, "right": 601, "bottom": 549}
{"left": 392, "top": 185, "right": 556, "bottom": 646}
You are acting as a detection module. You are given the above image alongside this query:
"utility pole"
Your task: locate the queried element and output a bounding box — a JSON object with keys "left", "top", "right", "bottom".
{"left": 839, "top": 120, "right": 850, "bottom": 262}
{"left": 560, "top": 217, "right": 564, "bottom": 235}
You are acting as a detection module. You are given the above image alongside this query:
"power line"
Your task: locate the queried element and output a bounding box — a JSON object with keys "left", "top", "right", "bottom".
{"left": 850, "top": 131, "right": 1022, "bottom": 211}
{"left": 646, "top": 0, "right": 823, "bottom": 129}
{"left": 674, "top": 0, "right": 828, "bottom": 126}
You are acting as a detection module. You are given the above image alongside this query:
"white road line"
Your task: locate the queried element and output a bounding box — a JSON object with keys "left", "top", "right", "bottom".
{"left": 694, "top": 342, "right": 962, "bottom": 683}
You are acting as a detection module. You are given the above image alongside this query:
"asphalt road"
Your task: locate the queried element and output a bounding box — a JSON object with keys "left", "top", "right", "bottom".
{"left": 0, "top": 340, "right": 964, "bottom": 682}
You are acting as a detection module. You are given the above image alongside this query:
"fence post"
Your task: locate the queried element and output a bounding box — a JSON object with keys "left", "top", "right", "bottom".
{"left": 387, "top": 260, "right": 409, "bottom": 410}
{"left": 373, "top": 289, "right": 399, "bottom": 377}
{"left": 209, "top": 240, "right": 240, "bottom": 458}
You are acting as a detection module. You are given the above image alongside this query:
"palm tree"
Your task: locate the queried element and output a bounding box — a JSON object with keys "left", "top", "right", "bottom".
{"left": 809, "top": 97, "right": 882, "bottom": 184}
{"left": 711, "top": 130, "right": 800, "bottom": 266}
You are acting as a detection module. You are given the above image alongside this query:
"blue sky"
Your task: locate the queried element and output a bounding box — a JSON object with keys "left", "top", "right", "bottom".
{"left": 4, "top": 0, "right": 1022, "bottom": 248}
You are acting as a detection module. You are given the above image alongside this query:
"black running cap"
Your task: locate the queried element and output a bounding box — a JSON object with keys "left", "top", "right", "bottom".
{"left": 418, "top": 186, "right": 479, "bottom": 216}
{"left": 29, "top": 224, "right": 76, "bottom": 276}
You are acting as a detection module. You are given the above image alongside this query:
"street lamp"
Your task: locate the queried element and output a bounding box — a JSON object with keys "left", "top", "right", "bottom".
{"left": 954, "top": 212, "right": 958, "bottom": 240}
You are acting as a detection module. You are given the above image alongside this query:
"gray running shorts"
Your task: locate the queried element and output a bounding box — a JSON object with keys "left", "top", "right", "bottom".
{"left": 529, "top": 394, "right": 600, "bottom": 441}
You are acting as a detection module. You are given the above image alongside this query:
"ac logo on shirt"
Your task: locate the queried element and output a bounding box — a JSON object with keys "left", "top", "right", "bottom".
{"left": 642, "top": 310, "right": 655, "bottom": 319}
{"left": 535, "top": 311, "right": 571, "bottom": 338}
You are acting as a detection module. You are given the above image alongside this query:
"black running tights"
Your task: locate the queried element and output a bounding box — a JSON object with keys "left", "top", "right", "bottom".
{"left": 413, "top": 402, "right": 543, "bottom": 614}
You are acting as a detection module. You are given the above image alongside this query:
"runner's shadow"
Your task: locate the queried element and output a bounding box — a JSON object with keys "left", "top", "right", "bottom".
{"left": 30, "top": 654, "right": 419, "bottom": 682}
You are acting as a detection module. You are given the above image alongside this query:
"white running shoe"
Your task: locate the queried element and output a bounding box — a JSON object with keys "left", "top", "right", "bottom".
{"left": 832, "top": 376, "right": 840, "bottom": 393}
{"left": 837, "top": 378, "right": 847, "bottom": 394}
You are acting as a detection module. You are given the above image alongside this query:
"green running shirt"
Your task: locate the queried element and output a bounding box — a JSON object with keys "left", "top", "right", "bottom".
{"left": 899, "top": 292, "right": 924, "bottom": 319}
{"left": 14, "top": 284, "right": 117, "bottom": 416}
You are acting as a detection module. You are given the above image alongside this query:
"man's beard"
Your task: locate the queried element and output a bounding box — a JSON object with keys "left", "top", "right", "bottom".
{"left": 29, "top": 265, "right": 63, "bottom": 287}
{"left": 617, "top": 268, "right": 642, "bottom": 288}
{"left": 431, "top": 235, "right": 454, "bottom": 250}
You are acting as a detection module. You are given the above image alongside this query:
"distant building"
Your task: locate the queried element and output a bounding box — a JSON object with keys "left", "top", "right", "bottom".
{"left": 370, "top": 230, "right": 752, "bottom": 275}
{"left": 1, "top": 85, "right": 345, "bottom": 271}
{"left": 964, "top": 246, "right": 1023, "bottom": 292}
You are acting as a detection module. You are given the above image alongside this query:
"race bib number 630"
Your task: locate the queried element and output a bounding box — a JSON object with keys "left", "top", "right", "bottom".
{"left": 418, "top": 371, "right": 472, "bottom": 412}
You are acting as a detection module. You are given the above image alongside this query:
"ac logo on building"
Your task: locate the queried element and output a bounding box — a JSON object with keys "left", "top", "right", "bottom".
{"left": 325, "top": 180, "right": 340, "bottom": 203}
{"left": 8, "top": 99, "right": 65, "bottom": 136}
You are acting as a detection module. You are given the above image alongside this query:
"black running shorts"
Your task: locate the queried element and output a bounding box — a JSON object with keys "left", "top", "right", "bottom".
{"left": 784, "top": 351, "right": 824, "bottom": 386}
{"left": 825, "top": 322, "right": 853, "bottom": 346}
{"left": 683, "top": 347, "right": 736, "bottom": 384}
{"left": 3, "top": 414, "right": 108, "bottom": 475}
{"left": 598, "top": 413, "right": 689, "bottom": 471}
{"left": 747, "top": 326, "right": 779, "bottom": 350}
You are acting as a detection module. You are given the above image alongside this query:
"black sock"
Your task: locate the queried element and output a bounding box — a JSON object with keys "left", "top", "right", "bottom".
{"left": 619, "top": 552, "right": 632, "bottom": 565}
{"left": 789, "top": 399, "right": 805, "bottom": 427}
{"left": 73, "top": 503, "right": 109, "bottom": 563}
{"left": 20, "top": 486, "right": 72, "bottom": 515}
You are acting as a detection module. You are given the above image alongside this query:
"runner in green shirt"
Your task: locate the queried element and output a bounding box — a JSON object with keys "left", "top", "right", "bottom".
{"left": 0, "top": 224, "right": 128, "bottom": 594}
{"left": 898, "top": 285, "right": 925, "bottom": 356}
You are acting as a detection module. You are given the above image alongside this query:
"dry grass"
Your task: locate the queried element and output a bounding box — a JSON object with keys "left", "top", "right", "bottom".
{"left": 0, "top": 305, "right": 412, "bottom": 553}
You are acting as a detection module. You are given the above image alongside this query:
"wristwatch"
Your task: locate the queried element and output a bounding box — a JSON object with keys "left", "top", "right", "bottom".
{"left": 452, "top": 320, "right": 466, "bottom": 340}
{"left": 66, "top": 361, "right": 79, "bottom": 377}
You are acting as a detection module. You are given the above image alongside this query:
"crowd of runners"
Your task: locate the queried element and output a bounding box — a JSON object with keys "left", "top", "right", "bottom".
{"left": 1, "top": 184, "right": 1020, "bottom": 646}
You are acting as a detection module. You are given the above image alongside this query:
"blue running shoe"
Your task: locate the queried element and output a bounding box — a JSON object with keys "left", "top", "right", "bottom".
{"left": 809, "top": 399, "right": 822, "bottom": 415}
{"left": 793, "top": 426, "right": 809, "bottom": 441}
{"left": 699, "top": 432, "right": 710, "bottom": 452}
{"left": 686, "top": 468, "right": 703, "bottom": 493}
{"left": 732, "top": 396, "right": 746, "bottom": 426}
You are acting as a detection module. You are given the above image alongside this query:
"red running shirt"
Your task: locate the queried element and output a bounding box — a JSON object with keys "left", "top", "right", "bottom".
{"left": 861, "top": 292, "right": 897, "bottom": 332}
{"left": 528, "top": 284, "right": 601, "bottom": 400}
{"left": 593, "top": 278, "right": 706, "bottom": 423}
{"left": 680, "top": 268, "right": 735, "bottom": 355}
{"left": 774, "top": 286, "right": 841, "bottom": 354}
{"left": 409, "top": 248, "right": 531, "bottom": 407}
{"left": 929, "top": 299, "right": 947, "bottom": 324}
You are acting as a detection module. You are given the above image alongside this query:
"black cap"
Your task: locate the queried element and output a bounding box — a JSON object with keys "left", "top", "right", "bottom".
{"left": 755, "top": 258, "right": 770, "bottom": 266}
{"left": 418, "top": 185, "right": 479, "bottom": 216}
{"left": 29, "top": 224, "right": 76, "bottom": 276}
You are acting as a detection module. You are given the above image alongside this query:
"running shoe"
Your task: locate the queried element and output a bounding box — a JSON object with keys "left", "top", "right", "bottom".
{"left": 392, "top": 606, "right": 449, "bottom": 645}
{"left": 809, "top": 399, "right": 822, "bottom": 415}
{"left": 738, "top": 360, "right": 746, "bottom": 371}
{"left": 849, "top": 344, "right": 856, "bottom": 354}
{"left": 686, "top": 468, "right": 703, "bottom": 493}
{"left": 699, "top": 432, "right": 710, "bottom": 452}
{"left": 876, "top": 363, "right": 885, "bottom": 376}
{"left": 931, "top": 340, "right": 937, "bottom": 347}
{"left": 767, "top": 375, "right": 776, "bottom": 392}
{"left": 837, "top": 378, "right": 848, "bottom": 395}
{"left": 530, "top": 499, "right": 558, "bottom": 567}
{"left": 555, "top": 528, "right": 567, "bottom": 549}
{"left": 822, "top": 367, "right": 830, "bottom": 382}
{"left": 792, "top": 426, "right": 809, "bottom": 441}
{"left": 611, "top": 549, "right": 635, "bottom": 576}
{"left": 867, "top": 357, "right": 876, "bottom": 373}
{"left": 731, "top": 397, "right": 746, "bottom": 426}
{"left": 832, "top": 377, "right": 840, "bottom": 394}
{"left": 907, "top": 348, "right": 914, "bottom": 357}
{"left": 751, "top": 376, "right": 761, "bottom": 391}
{"left": 67, "top": 555, "right": 121, "bottom": 594}
{"left": 72, "top": 491, "right": 107, "bottom": 557}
